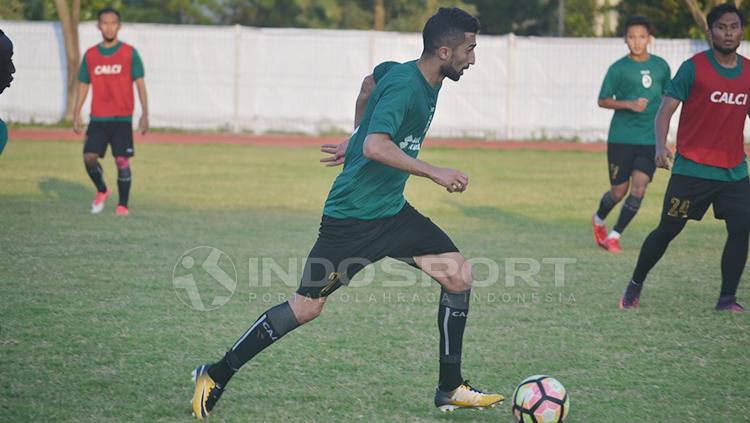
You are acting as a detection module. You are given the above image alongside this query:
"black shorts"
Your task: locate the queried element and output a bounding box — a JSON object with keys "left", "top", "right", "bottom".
{"left": 607, "top": 143, "right": 656, "bottom": 185}
{"left": 296, "top": 202, "right": 459, "bottom": 298}
{"left": 660, "top": 174, "right": 750, "bottom": 221}
{"left": 83, "top": 121, "right": 134, "bottom": 158}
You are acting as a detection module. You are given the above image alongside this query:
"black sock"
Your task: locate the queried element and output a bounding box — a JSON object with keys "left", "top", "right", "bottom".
{"left": 720, "top": 215, "right": 750, "bottom": 296}
{"left": 208, "top": 302, "right": 300, "bottom": 387}
{"left": 624, "top": 279, "right": 643, "bottom": 302}
{"left": 438, "top": 289, "right": 470, "bottom": 392}
{"left": 632, "top": 218, "right": 686, "bottom": 284}
{"left": 85, "top": 162, "right": 107, "bottom": 193}
{"left": 614, "top": 195, "right": 643, "bottom": 234}
{"left": 595, "top": 191, "right": 618, "bottom": 220}
{"left": 117, "top": 166, "right": 132, "bottom": 207}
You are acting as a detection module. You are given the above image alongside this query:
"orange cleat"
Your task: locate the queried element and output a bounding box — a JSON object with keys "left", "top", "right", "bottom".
{"left": 115, "top": 205, "right": 129, "bottom": 216}
{"left": 592, "top": 214, "right": 607, "bottom": 246}
{"left": 602, "top": 236, "right": 622, "bottom": 253}
{"left": 91, "top": 188, "right": 112, "bottom": 214}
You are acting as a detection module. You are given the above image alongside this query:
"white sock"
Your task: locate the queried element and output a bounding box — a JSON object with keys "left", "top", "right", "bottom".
{"left": 593, "top": 214, "right": 605, "bottom": 226}
{"left": 608, "top": 230, "right": 621, "bottom": 240}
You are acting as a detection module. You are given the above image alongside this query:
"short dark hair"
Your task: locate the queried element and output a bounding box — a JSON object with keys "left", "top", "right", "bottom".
{"left": 623, "top": 15, "right": 651, "bottom": 35}
{"left": 707, "top": 3, "right": 744, "bottom": 29}
{"left": 97, "top": 7, "right": 121, "bottom": 22}
{"left": 422, "top": 7, "right": 480, "bottom": 56}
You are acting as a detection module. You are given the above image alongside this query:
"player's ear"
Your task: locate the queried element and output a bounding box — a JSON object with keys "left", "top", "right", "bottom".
{"left": 437, "top": 46, "right": 451, "bottom": 61}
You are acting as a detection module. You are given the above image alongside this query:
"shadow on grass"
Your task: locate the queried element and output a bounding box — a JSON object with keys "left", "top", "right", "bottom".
{"left": 446, "top": 200, "right": 549, "bottom": 229}
{"left": 38, "top": 178, "right": 90, "bottom": 202}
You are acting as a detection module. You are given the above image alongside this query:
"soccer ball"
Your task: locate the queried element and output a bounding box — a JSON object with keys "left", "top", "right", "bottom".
{"left": 512, "top": 375, "right": 569, "bottom": 423}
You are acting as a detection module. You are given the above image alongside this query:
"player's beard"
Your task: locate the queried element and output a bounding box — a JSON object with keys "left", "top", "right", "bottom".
{"left": 103, "top": 34, "right": 117, "bottom": 43}
{"left": 441, "top": 62, "right": 462, "bottom": 82}
{"left": 0, "top": 61, "right": 13, "bottom": 94}
{"left": 714, "top": 42, "right": 739, "bottom": 55}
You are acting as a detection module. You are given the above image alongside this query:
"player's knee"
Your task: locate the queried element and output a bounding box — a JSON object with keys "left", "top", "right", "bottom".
{"left": 83, "top": 154, "right": 98, "bottom": 167}
{"left": 630, "top": 184, "right": 647, "bottom": 198}
{"left": 445, "top": 262, "right": 473, "bottom": 292}
{"left": 655, "top": 217, "right": 685, "bottom": 239}
{"left": 115, "top": 156, "right": 129, "bottom": 169}
{"left": 610, "top": 186, "right": 627, "bottom": 202}
{"left": 289, "top": 296, "right": 325, "bottom": 324}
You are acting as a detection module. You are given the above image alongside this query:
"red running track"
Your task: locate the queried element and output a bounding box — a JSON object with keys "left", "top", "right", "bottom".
{"left": 10, "top": 128, "right": 609, "bottom": 152}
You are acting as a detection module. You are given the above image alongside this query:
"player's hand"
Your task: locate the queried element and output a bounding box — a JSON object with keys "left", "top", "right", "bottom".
{"left": 138, "top": 115, "right": 149, "bottom": 135}
{"left": 430, "top": 167, "right": 469, "bottom": 193}
{"left": 655, "top": 145, "right": 673, "bottom": 170}
{"left": 73, "top": 114, "right": 83, "bottom": 134}
{"left": 629, "top": 98, "right": 649, "bottom": 113}
{"left": 320, "top": 139, "right": 348, "bottom": 167}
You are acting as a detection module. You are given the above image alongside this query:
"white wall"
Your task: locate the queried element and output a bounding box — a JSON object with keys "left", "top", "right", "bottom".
{"left": 0, "top": 20, "right": 738, "bottom": 141}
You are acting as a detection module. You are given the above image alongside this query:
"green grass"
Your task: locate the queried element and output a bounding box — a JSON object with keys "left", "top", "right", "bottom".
{"left": 1, "top": 139, "right": 748, "bottom": 422}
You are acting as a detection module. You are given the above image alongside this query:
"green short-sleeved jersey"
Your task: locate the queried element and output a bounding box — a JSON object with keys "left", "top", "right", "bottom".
{"left": 323, "top": 60, "right": 440, "bottom": 220}
{"left": 373, "top": 61, "right": 399, "bottom": 83}
{"left": 599, "top": 54, "right": 671, "bottom": 145}
{"left": 666, "top": 50, "right": 748, "bottom": 182}
{"left": 0, "top": 118, "right": 7, "bottom": 155}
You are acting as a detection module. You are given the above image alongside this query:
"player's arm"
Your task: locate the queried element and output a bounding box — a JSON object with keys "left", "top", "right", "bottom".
{"left": 597, "top": 65, "right": 647, "bottom": 113}
{"left": 72, "top": 82, "right": 90, "bottom": 134}
{"left": 135, "top": 78, "right": 149, "bottom": 135}
{"left": 320, "top": 74, "right": 375, "bottom": 167}
{"left": 354, "top": 74, "right": 375, "bottom": 129}
{"left": 363, "top": 133, "right": 468, "bottom": 193}
{"left": 654, "top": 96, "right": 680, "bottom": 169}
{"left": 73, "top": 53, "right": 90, "bottom": 134}
{"left": 598, "top": 97, "right": 648, "bottom": 113}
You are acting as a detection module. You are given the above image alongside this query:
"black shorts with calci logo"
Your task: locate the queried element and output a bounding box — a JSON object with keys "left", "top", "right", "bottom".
{"left": 660, "top": 174, "right": 750, "bottom": 221}
{"left": 83, "top": 121, "right": 135, "bottom": 158}
{"left": 296, "top": 202, "right": 459, "bottom": 298}
{"left": 607, "top": 143, "right": 656, "bottom": 185}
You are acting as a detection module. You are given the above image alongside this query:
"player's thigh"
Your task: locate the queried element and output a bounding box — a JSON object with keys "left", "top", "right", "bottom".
{"left": 629, "top": 170, "right": 652, "bottom": 197}
{"left": 607, "top": 143, "right": 634, "bottom": 186}
{"left": 630, "top": 146, "right": 656, "bottom": 194}
{"left": 297, "top": 216, "right": 388, "bottom": 299}
{"left": 83, "top": 121, "right": 109, "bottom": 158}
{"left": 713, "top": 177, "right": 750, "bottom": 222}
{"left": 383, "top": 203, "right": 465, "bottom": 290}
{"left": 413, "top": 252, "right": 472, "bottom": 292}
{"left": 110, "top": 121, "right": 135, "bottom": 157}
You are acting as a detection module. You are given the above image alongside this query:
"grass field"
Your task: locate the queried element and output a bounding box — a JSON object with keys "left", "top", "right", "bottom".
{"left": 1, "top": 138, "right": 748, "bottom": 422}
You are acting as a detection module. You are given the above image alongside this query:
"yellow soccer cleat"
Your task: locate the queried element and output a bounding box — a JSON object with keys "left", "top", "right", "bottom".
{"left": 191, "top": 364, "right": 225, "bottom": 420}
{"left": 434, "top": 380, "right": 504, "bottom": 412}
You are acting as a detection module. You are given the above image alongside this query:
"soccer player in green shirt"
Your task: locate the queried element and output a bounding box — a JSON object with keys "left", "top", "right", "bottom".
{"left": 593, "top": 16, "right": 671, "bottom": 253}
{"left": 0, "top": 29, "right": 14, "bottom": 156}
{"left": 191, "top": 8, "right": 503, "bottom": 419}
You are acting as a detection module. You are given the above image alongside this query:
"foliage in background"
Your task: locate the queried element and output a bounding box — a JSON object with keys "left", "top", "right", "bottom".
{"left": 8, "top": 0, "right": 750, "bottom": 38}
{"left": 614, "top": 0, "right": 750, "bottom": 39}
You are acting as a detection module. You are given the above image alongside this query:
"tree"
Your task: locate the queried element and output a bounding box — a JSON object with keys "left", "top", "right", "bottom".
{"left": 684, "top": 0, "right": 744, "bottom": 37}
{"left": 615, "top": 0, "right": 750, "bottom": 39}
{"left": 0, "top": 0, "right": 24, "bottom": 19}
{"left": 54, "top": 0, "right": 81, "bottom": 122}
